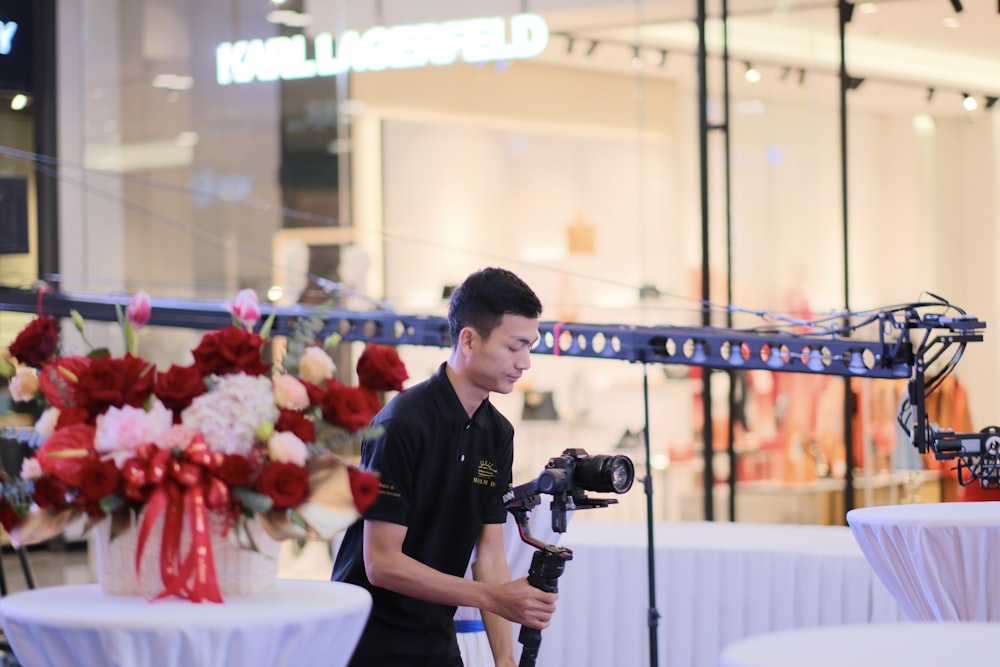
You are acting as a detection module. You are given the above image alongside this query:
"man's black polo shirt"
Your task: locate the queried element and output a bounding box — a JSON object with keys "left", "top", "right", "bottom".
{"left": 332, "top": 362, "right": 514, "bottom": 665}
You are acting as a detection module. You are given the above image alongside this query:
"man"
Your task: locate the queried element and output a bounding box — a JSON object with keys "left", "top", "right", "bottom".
{"left": 332, "top": 267, "right": 558, "bottom": 666}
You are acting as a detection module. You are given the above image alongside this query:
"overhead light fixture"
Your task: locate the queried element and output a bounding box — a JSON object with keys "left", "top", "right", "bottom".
{"left": 858, "top": 2, "right": 878, "bottom": 14}
{"left": 986, "top": 96, "right": 999, "bottom": 109}
{"left": 962, "top": 92, "right": 978, "bottom": 111}
{"left": 744, "top": 62, "right": 761, "bottom": 83}
{"left": 585, "top": 39, "right": 599, "bottom": 56}
{"left": 926, "top": 87, "right": 935, "bottom": 102}
{"left": 949, "top": 0, "right": 964, "bottom": 12}
{"left": 631, "top": 45, "right": 643, "bottom": 69}
{"left": 266, "top": 9, "right": 313, "bottom": 27}
{"left": 846, "top": 76, "right": 865, "bottom": 91}
{"left": 779, "top": 66, "right": 791, "bottom": 81}
{"left": 942, "top": 16, "right": 960, "bottom": 27}
{"left": 152, "top": 73, "right": 194, "bottom": 91}
{"left": 10, "top": 94, "right": 27, "bottom": 111}
{"left": 566, "top": 36, "right": 575, "bottom": 54}
{"left": 798, "top": 68, "right": 807, "bottom": 85}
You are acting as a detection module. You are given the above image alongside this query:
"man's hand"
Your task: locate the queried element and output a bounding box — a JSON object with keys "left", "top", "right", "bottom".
{"left": 489, "top": 577, "right": 558, "bottom": 629}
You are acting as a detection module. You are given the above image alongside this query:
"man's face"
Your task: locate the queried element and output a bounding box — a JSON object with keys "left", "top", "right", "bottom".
{"left": 466, "top": 314, "right": 539, "bottom": 395}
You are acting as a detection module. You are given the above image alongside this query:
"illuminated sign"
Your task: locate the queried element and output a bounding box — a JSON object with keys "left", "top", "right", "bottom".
{"left": 0, "top": 21, "right": 17, "bottom": 55}
{"left": 216, "top": 13, "right": 549, "bottom": 85}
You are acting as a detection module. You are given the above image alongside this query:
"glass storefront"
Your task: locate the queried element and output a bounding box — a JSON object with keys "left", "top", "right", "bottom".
{"left": 3, "top": 0, "right": 999, "bottom": 522}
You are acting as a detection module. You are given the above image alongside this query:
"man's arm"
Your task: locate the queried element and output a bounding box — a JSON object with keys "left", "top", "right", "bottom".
{"left": 362, "top": 519, "right": 557, "bottom": 628}
{"left": 472, "top": 522, "right": 516, "bottom": 666}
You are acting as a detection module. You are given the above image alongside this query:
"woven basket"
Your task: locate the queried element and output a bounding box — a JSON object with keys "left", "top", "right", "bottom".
{"left": 92, "top": 509, "right": 281, "bottom": 598}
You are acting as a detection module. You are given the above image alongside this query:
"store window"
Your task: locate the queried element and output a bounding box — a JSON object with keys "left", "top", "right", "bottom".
{"left": 50, "top": 0, "right": 1000, "bottom": 524}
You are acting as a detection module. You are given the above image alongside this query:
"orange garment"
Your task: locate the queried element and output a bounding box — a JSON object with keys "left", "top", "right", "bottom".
{"left": 923, "top": 375, "right": 973, "bottom": 502}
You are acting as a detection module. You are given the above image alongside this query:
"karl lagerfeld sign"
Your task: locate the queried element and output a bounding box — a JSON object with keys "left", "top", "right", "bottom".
{"left": 216, "top": 13, "right": 549, "bottom": 86}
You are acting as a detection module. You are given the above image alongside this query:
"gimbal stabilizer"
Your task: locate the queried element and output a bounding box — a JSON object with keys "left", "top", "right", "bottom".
{"left": 502, "top": 448, "right": 634, "bottom": 667}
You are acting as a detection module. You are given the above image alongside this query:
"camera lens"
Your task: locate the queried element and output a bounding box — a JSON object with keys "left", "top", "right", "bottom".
{"left": 573, "top": 454, "right": 635, "bottom": 494}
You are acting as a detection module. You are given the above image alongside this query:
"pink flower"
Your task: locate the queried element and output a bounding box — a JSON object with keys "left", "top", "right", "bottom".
{"left": 19, "top": 457, "right": 42, "bottom": 481}
{"left": 267, "top": 431, "right": 308, "bottom": 466}
{"left": 273, "top": 374, "right": 309, "bottom": 410}
{"left": 94, "top": 398, "right": 174, "bottom": 467}
{"left": 128, "top": 291, "right": 152, "bottom": 329}
{"left": 230, "top": 289, "right": 261, "bottom": 329}
{"left": 35, "top": 407, "right": 60, "bottom": 437}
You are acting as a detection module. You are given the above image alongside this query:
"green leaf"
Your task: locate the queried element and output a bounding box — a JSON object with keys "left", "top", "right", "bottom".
{"left": 259, "top": 309, "right": 277, "bottom": 340}
{"left": 99, "top": 493, "right": 126, "bottom": 514}
{"left": 232, "top": 487, "right": 274, "bottom": 514}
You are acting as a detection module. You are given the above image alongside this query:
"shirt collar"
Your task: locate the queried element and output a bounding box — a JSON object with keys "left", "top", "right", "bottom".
{"left": 430, "top": 362, "right": 491, "bottom": 429}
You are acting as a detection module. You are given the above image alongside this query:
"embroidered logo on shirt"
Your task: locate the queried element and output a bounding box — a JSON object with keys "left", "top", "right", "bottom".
{"left": 474, "top": 460, "right": 498, "bottom": 487}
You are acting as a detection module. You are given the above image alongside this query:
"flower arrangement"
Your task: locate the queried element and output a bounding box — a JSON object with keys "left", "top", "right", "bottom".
{"left": 0, "top": 289, "right": 408, "bottom": 602}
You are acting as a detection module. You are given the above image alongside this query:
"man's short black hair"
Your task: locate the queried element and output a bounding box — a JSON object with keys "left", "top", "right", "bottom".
{"left": 447, "top": 267, "right": 542, "bottom": 346}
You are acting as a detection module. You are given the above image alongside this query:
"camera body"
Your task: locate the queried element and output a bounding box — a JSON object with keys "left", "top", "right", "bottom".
{"left": 536, "top": 448, "right": 635, "bottom": 496}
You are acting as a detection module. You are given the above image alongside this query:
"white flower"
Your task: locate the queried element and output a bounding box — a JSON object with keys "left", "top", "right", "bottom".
{"left": 298, "top": 346, "right": 336, "bottom": 385}
{"left": 20, "top": 457, "right": 42, "bottom": 481}
{"left": 181, "top": 373, "right": 279, "bottom": 456}
{"left": 9, "top": 368, "right": 39, "bottom": 403}
{"left": 273, "top": 373, "right": 309, "bottom": 410}
{"left": 34, "top": 407, "right": 60, "bottom": 438}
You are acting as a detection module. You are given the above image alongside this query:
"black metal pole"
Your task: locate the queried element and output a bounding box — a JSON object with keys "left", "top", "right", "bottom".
{"left": 696, "top": 0, "right": 714, "bottom": 522}
{"left": 641, "top": 364, "right": 660, "bottom": 667}
{"left": 720, "top": 0, "right": 737, "bottom": 523}
{"left": 838, "top": 1, "right": 855, "bottom": 517}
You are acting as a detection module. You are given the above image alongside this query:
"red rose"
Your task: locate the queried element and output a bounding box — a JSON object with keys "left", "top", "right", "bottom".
{"left": 32, "top": 475, "right": 70, "bottom": 509}
{"left": 356, "top": 344, "right": 409, "bottom": 392}
{"left": 78, "top": 459, "right": 121, "bottom": 502}
{"left": 191, "top": 326, "right": 269, "bottom": 377}
{"left": 358, "top": 386, "right": 383, "bottom": 417}
{"left": 38, "top": 356, "right": 91, "bottom": 409}
{"left": 37, "top": 424, "right": 98, "bottom": 486}
{"left": 154, "top": 364, "right": 207, "bottom": 418}
{"left": 318, "top": 380, "right": 376, "bottom": 432}
{"left": 217, "top": 454, "right": 253, "bottom": 487}
{"left": 0, "top": 498, "right": 21, "bottom": 533}
{"left": 8, "top": 315, "right": 60, "bottom": 368}
{"left": 254, "top": 462, "right": 309, "bottom": 509}
{"left": 275, "top": 409, "right": 316, "bottom": 444}
{"left": 76, "top": 355, "right": 154, "bottom": 417}
{"left": 347, "top": 466, "right": 380, "bottom": 515}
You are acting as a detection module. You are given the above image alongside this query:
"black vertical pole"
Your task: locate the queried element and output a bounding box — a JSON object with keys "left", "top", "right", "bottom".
{"left": 641, "top": 365, "right": 659, "bottom": 667}
{"left": 720, "top": 0, "right": 737, "bottom": 523}
{"left": 838, "top": 1, "right": 855, "bottom": 517}
{"left": 34, "top": 0, "right": 59, "bottom": 285}
{"left": 696, "top": 0, "right": 714, "bottom": 522}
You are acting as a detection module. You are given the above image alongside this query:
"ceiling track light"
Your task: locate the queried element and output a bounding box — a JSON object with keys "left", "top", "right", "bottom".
{"left": 962, "top": 92, "right": 978, "bottom": 111}
{"left": 585, "top": 39, "right": 599, "bottom": 56}
{"left": 926, "top": 87, "right": 935, "bottom": 102}
{"left": 798, "top": 68, "right": 807, "bottom": 85}
{"left": 744, "top": 62, "right": 761, "bottom": 83}
{"left": 949, "top": 0, "right": 964, "bottom": 12}
{"left": 566, "top": 35, "right": 575, "bottom": 54}
{"left": 986, "top": 96, "right": 999, "bottom": 110}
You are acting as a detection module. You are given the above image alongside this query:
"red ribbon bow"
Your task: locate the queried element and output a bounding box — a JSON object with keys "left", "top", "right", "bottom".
{"left": 127, "top": 441, "right": 231, "bottom": 602}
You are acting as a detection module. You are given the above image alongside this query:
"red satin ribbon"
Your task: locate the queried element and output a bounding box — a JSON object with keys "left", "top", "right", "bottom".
{"left": 128, "top": 441, "right": 230, "bottom": 602}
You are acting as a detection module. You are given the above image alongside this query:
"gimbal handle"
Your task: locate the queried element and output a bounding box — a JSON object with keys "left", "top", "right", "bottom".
{"left": 508, "top": 505, "right": 573, "bottom": 667}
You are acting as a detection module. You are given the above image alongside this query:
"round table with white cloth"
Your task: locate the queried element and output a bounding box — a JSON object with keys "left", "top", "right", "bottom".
{"left": 719, "top": 623, "right": 996, "bottom": 667}
{"left": 0, "top": 579, "right": 372, "bottom": 667}
{"left": 846, "top": 501, "right": 1000, "bottom": 621}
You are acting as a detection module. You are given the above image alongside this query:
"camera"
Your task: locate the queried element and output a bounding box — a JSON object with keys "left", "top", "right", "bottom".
{"left": 535, "top": 448, "right": 635, "bottom": 495}
{"left": 504, "top": 448, "right": 635, "bottom": 534}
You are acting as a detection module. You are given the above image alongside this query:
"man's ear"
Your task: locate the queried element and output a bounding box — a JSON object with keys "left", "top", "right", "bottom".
{"left": 458, "top": 326, "right": 476, "bottom": 357}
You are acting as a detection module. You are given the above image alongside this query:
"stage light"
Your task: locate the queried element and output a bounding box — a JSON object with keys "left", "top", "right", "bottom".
{"left": 846, "top": 75, "right": 865, "bottom": 91}
{"left": 949, "top": 0, "right": 964, "bottom": 12}
{"left": 798, "top": 68, "right": 807, "bottom": 86}
{"left": 926, "top": 87, "right": 935, "bottom": 102}
{"left": 779, "top": 66, "right": 791, "bottom": 81}
{"left": 565, "top": 36, "right": 574, "bottom": 54}
{"left": 744, "top": 62, "right": 761, "bottom": 83}
{"left": 585, "top": 39, "right": 599, "bottom": 56}
{"left": 962, "top": 93, "right": 978, "bottom": 111}
{"left": 847, "top": 350, "right": 868, "bottom": 374}
{"left": 986, "top": 96, "right": 998, "bottom": 110}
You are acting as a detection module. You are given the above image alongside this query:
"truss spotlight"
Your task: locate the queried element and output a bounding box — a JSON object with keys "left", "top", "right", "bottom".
{"left": 798, "top": 68, "right": 807, "bottom": 85}
{"left": 585, "top": 39, "right": 599, "bottom": 56}
{"left": 926, "top": 87, "right": 935, "bottom": 102}
{"left": 566, "top": 35, "right": 575, "bottom": 54}
{"left": 986, "top": 96, "right": 998, "bottom": 110}
{"left": 744, "top": 62, "right": 761, "bottom": 83}
{"left": 845, "top": 75, "right": 865, "bottom": 91}
{"left": 779, "top": 66, "right": 792, "bottom": 81}
{"left": 949, "top": 0, "right": 964, "bottom": 12}
{"left": 962, "top": 92, "right": 978, "bottom": 111}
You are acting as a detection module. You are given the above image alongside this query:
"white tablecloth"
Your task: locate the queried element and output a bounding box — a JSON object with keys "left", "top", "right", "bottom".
{"left": 0, "top": 580, "right": 372, "bottom": 667}
{"left": 534, "top": 520, "right": 905, "bottom": 667}
{"left": 846, "top": 501, "right": 1000, "bottom": 621}
{"left": 719, "top": 622, "right": 996, "bottom": 667}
